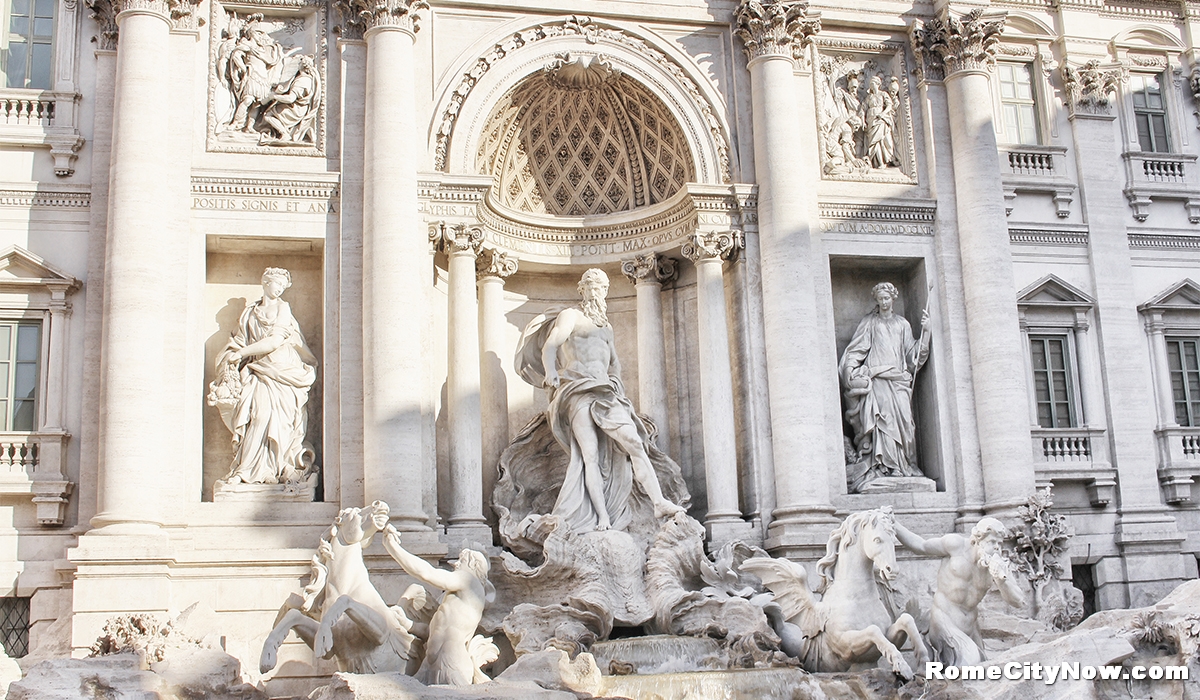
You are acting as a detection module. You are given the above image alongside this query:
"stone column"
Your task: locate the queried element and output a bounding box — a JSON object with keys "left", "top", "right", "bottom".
{"left": 1072, "top": 310, "right": 1105, "bottom": 429}
{"left": 734, "top": 0, "right": 837, "bottom": 556}
{"left": 682, "top": 232, "right": 753, "bottom": 549}
{"left": 1058, "top": 58, "right": 1185, "bottom": 604}
{"left": 90, "top": 0, "right": 190, "bottom": 533}
{"left": 431, "top": 224, "right": 490, "bottom": 550}
{"left": 1144, "top": 313, "right": 1178, "bottom": 428}
{"left": 911, "top": 6, "right": 1035, "bottom": 516}
{"left": 335, "top": 0, "right": 437, "bottom": 542}
{"left": 620, "top": 252, "right": 676, "bottom": 444}
{"left": 476, "top": 248, "right": 517, "bottom": 527}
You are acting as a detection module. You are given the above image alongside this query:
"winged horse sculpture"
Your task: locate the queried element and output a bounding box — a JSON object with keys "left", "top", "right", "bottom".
{"left": 741, "top": 507, "right": 929, "bottom": 679}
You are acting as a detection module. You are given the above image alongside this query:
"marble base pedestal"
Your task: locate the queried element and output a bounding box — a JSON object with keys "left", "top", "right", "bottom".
{"left": 213, "top": 474, "right": 318, "bottom": 502}
{"left": 857, "top": 476, "right": 937, "bottom": 494}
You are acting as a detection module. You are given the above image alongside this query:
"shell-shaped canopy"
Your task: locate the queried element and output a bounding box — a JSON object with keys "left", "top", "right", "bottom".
{"left": 475, "top": 57, "right": 696, "bottom": 217}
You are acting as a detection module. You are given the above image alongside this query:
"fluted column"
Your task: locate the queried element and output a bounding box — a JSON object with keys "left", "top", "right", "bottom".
{"left": 682, "top": 232, "right": 752, "bottom": 549}
{"left": 734, "top": 0, "right": 836, "bottom": 555}
{"left": 431, "top": 224, "right": 490, "bottom": 549}
{"left": 620, "top": 252, "right": 676, "bottom": 444}
{"left": 91, "top": 0, "right": 195, "bottom": 533}
{"left": 476, "top": 248, "right": 518, "bottom": 527}
{"left": 911, "top": 6, "right": 1034, "bottom": 516}
{"left": 335, "top": 0, "right": 433, "bottom": 533}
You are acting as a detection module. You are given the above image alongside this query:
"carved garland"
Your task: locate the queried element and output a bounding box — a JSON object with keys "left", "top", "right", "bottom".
{"left": 432, "top": 16, "right": 732, "bottom": 184}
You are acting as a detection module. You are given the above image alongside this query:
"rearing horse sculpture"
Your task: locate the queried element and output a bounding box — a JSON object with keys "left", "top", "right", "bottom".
{"left": 741, "top": 507, "right": 929, "bottom": 679}
{"left": 260, "top": 501, "right": 419, "bottom": 675}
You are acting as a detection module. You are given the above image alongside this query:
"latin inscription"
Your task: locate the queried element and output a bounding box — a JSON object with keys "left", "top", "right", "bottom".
{"left": 192, "top": 197, "right": 338, "bottom": 214}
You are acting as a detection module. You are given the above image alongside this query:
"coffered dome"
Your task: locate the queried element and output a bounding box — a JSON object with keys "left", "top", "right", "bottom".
{"left": 475, "top": 55, "right": 696, "bottom": 217}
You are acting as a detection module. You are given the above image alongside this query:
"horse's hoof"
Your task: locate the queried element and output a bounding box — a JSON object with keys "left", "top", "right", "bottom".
{"left": 893, "top": 660, "right": 914, "bottom": 681}
{"left": 260, "top": 648, "right": 277, "bottom": 674}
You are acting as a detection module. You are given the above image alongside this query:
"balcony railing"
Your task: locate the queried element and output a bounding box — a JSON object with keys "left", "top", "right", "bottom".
{"left": 0, "top": 95, "right": 54, "bottom": 127}
{"left": 0, "top": 431, "right": 72, "bottom": 526}
{"left": 1142, "top": 158, "right": 1186, "bottom": 183}
{"left": 0, "top": 88, "right": 82, "bottom": 176}
{"left": 1031, "top": 427, "right": 1115, "bottom": 506}
{"left": 1122, "top": 152, "right": 1200, "bottom": 222}
{"left": 999, "top": 145, "right": 1075, "bottom": 218}
{"left": 1155, "top": 426, "right": 1200, "bottom": 504}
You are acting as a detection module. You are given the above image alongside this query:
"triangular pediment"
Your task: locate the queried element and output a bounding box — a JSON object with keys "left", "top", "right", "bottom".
{"left": 1017, "top": 275, "right": 1094, "bottom": 307}
{"left": 0, "top": 246, "right": 79, "bottom": 291}
{"left": 1140, "top": 278, "right": 1200, "bottom": 311}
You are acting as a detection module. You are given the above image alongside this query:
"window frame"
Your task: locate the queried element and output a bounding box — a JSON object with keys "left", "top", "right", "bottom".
{"left": 1029, "top": 332, "right": 1080, "bottom": 429}
{"left": 1165, "top": 335, "right": 1200, "bottom": 427}
{"left": 0, "top": 310, "right": 49, "bottom": 434}
{"left": 1128, "top": 72, "right": 1171, "bottom": 153}
{"left": 1113, "top": 49, "right": 1190, "bottom": 157}
{"left": 2, "top": 0, "right": 57, "bottom": 90}
{"left": 995, "top": 60, "right": 1041, "bottom": 146}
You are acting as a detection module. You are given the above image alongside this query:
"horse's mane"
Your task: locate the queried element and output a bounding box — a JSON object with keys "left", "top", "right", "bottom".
{"left": 814, "top": 507, "right": 895, "bottom": 594}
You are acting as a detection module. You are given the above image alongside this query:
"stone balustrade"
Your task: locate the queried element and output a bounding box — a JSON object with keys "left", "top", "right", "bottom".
{"left": 0, "top": 88, "right": 82, "bottom": 176}
{"left": 1122, "top": 151, "right": 1200, "bottom": 222}
{"left": 1155, "top": 425, "right": 1200, "bottom": 504}
{"left": 0, "top": 431, "right": 73, "bottom": 526}
{"left": 0, "top": 92, "right": 55, "bottom": 127}
{"left": 1030, "top": 427, "right": 1116, "bottom": 506}
{"left": 999, "top": 145, "right": 1075, "bottom": 218}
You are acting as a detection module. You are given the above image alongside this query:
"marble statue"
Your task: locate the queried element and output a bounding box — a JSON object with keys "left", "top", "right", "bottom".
{"left": 864, "top": 74, "right": 898, "bottom": 169}
{"left": 740, "top": 508, "right": 929, "bottom": 679}
{"left": 208, "top": 267, "right": 318, "bottom": 488}
{"left": 259, "top": 55, "right": 321, "bottom": 145}
{"left": 260, "top": 501, "right": 417, "bottom": 675}
{"left": 838, "top": 282, "right": 930, "bottom": 493}
{"left": 893, "top": 518, "right": 1027, "bottom": 665}
{"left": 214, "top": 13, "right": 321, "bottom": 146}
{"left": 381, "top": 526, "right": 499, "bottom": 685}
{"left": 514, "top": 268, "right": 684, "bottom": 534}
{"left": 829, "top": 70, "right": 866, "bottom": 171}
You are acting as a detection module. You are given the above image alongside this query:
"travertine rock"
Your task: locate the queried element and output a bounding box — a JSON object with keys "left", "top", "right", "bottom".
{"left": 9, "top": 655, "right": 163, "bottom": 700}
{"left": 494, "top": 649, "right": 602, "bottom": 696}
{"left": 309, "top": 672, "right": 578, "bottom": 700}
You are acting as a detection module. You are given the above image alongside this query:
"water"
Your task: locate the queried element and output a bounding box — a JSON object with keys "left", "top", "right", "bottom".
{"left": 589, "top": 635, "right": 725, "bottom": 675}
{"left": 598, "top": 667, "right": 823, "bottom": 700}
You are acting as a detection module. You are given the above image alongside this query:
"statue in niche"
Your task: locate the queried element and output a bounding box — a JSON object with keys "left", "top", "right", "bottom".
{"left": 514, "top": 269, "right": 685, "bottom": 534}
{"left": 214, "top": 12, "right": 321, "bottom": 147}
{"left": 819, "top": 55, "right": 903, "bottom": 177}
{"left": 208, "top": 267, "right": 318, "bottom": 489}
{"left": 838, "top": 282, "right": 930, "bottom": 493}
{"left": 893, "top": 518, "right": 1027, "bottom": 665}
{"left": 381, "top": 525, "right": 499, "bottom": 685}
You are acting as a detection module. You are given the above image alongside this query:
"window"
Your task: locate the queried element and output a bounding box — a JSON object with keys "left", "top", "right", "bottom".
{"left": 0, "top": 322, "right": 39, "bottom": 432}
{"left": 1167, "top": 337, "right": 1200, "bottom": 426}
{"left": 998, "top": 62, "right": 1038, "bottom": 145}
{"left": 0, "top": 597, "right": 28, "bottom": 657}
{"left": 2, "top": 0, "right": 54, "bottom": 90}
{"left": 1030, "top": 334, "right": 1076, "bottom": 428}
{"left": 1131, "top": 73, "right": 1170, "bottom": 153}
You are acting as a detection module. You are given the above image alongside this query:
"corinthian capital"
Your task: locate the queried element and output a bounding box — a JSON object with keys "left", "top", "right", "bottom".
{"left": 87, "top": 0, "right": 198, "bottom": 38}
{"left": 621, "top": 252, "right": 678, "bottom": 286}
{"left": 681, "top": 232, "right": 743, "bottom": 263}
{"left": 1061, "top": 60, "right": 1126, "bottom": 117}
{"left": 733, "top": 0, "right": 820, "bottom": 63}
{"left": 910, "top": 8, "right": 1006, "bottom": 80}
{"left": 430, "top": 222, "right": 482, "bottom": 256}
{"left": 333, "top": 0, "right": 429, "bottom": 39}
{"left": 476, "top": 248, "right": 518, "bottom": 280}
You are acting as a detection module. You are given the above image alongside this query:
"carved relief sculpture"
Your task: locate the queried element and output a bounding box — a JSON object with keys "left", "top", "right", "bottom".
{"left": 208, "top": 267, "right": 319, "bottom": 491}
{"left": 816, "top": 49, "right": 914, "bottom": 181}
{"left": 838, "top": 282, "right": 930, "bottom": 492}
{"left": 211, "top": 9, "right": 323, "bottom": 150}
{"left": 514, "top": 269, "right": 686, "bottom": 534}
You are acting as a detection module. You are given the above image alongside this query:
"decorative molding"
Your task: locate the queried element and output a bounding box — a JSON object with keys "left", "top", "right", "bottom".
{"left": 432, "top": 16, "right": 732, "bottom": 185}
{"left": 332, "top": 0, "right": 429, "bottom": 39}
{"left": 475, "top": 248, "right": 519, "bottom": 280}
{"left": 207, "top": 2, "right": 327, "bottom": 156}
{"left": 1128, "top": 233, "right": 1200, "bottom": 250}
{"left": 190, "top": 175, "right": 339, "bottom": 200}
{"left": 1008, "top": 227, "right": 1089, "bottom": 246}
{"left": 732, "top": 0, "right": 820, "bottom": 63}
{"left": 1061, "top": 60, "right": 1126, "bottom": 117}
{"left": 85, "top": 0, "right": 118, "bottom": 49}
{"left": 620, "top": 251, "right": 677, "bottom": 286}
{"left": 818, "top": 201, "right": 935, "bottom": 235}
{"left": 430, "top": 221, "right": 483, "bottom": 256}
{"left": 910, "top": 8, "right": 1006, "bottom": 81}
{"left": 0, "top": 188, "right": 90, "bottom": 208}
{"left": 681, "top": 230, "right": 742, "bottom": 262}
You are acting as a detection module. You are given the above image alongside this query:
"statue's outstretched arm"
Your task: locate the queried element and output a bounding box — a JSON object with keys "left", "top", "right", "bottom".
{"left": 382, "top": 526, "right": 460, "bottom": 592}
{"left": 894, "top": 523, "right": 951, "bottom": 557}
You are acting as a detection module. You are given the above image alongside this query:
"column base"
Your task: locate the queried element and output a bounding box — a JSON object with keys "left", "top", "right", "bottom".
{"left": 1115, "top": 510, "right": 1187, "bottom": 608}
{"left": 442, "top": 522, "right": 494, "bottom": 558}
{"left": 705, "top": 518, "right": 757, "bottom": 555}
{"left": 764, "top": 507, "right": 840, "bottom": 559}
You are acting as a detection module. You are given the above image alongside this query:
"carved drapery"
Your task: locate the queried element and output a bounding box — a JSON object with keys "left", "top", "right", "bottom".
{"left": 1061, "top": 60, "right": 1126, "bottom": 117}
{"left": 621, "top": 251, "right": 677, "bottom": 286}
{"left": 332, "top": 0, "right": 428, "bottom": 39}
{"left": 681, "top": 231, "right": 742, "bottom": 262}
{"left": 733, "top": 0, "right": 820, "bottom": 63}
{"left": 475, "top": 247, "right": 518, "bottom": 280}
{"left": 909, "top": 8, "right": 1005, "bottom": 80}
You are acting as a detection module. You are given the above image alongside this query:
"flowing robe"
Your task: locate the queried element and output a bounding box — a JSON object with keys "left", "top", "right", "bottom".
{"left": 865, "top": 89, "right": 896, "bottom": 169}
{"left": 514, "top": 311, "right": 658, "bottom": 534}
{"left": 219, "top": 299, "right": 316, "bottom": 484}
{"left": 838, "top": 311, "right": 928, "bottom": 491}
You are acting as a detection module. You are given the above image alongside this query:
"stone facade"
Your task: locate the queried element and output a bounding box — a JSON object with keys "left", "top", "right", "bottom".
{"left": 2, "top": 0, "right": 1200, "bottom": 690}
